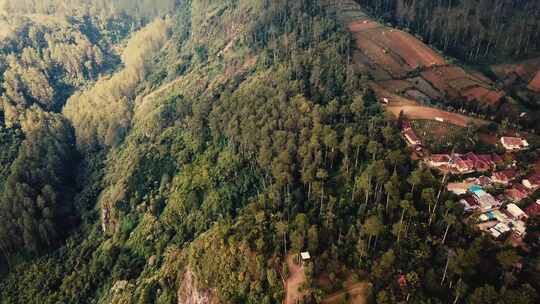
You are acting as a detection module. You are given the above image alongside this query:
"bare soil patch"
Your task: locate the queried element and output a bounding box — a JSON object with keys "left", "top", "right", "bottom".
{"left": 384, "top": 29, "right": 446, "bottom": 68}
{"left": 347, "top": 20, "right": 381, "bottom": 32}
{"left": 353, "top": 32, "right": 409, "bottom": 78}
{"left": 378, "top": 79, "right": 414, "bottom": 93}
{"left": 448, "top": 78, "right": 482, "bottom": 91}
{"left": 284, "top": 255, "right": 306, "bottom": 304}
{"left": 409, "top": 77, "right": 443, "bottom": 100}
{"left": 369, "top": 82, "right": 417, "bottom": 106}
{"left": 492, "top": 57, "right": 540, "bottom": 82}
{"left": 321, "top": 282, "right": 369, "bottom": 304}
{"left": 528, "top": 71, "right": 540, "bottom": 92}
{"left": 463, "top": 86, "right": 490, "bottom": 102}
{"left": 478, "top": 132, "right": 498, "bottom": 145}
{"left": 387, "top": 105, "right": 487, "bottom": 127}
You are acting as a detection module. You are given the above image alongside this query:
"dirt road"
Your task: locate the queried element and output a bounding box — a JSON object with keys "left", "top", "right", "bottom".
{"left": 284, "top": 255, "right": 306, "bottom": 304}
{"left": 321, "top": 282, "right": 369, "bottom": 304}
{"left": 386, "top": 104, "right": 488, "bottom": 127}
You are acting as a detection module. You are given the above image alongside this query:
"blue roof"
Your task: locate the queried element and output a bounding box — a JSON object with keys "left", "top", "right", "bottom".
{"left": 469, "top": 185, "right": 482, "bottom": 192}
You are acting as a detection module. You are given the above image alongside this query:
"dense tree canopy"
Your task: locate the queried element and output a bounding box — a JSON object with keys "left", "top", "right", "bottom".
{"left": 0, "top": 1, "right": 538, "bottom": 303}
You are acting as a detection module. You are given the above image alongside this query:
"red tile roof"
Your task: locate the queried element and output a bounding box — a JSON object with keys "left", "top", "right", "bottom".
{"left": 455, "top": 158, "right": 474, "bottom": 172}
{"left": 526, "top": 174, "right": 540, "bottom": 185}
{"left": 463, "top": 196, "right": 479, "bottom": 207}
{"left": 525, "top": 201, "right": 540, "bottom": 217}
{"left": 464, "top": 152, "right": 480, "bottom": 162}
{"left": 492, "top": 169, "right": 517, "bottom": 182}
{"left": 491, "top": 154, "right": 504, "bottom": 164}
{"left": 403, "top": 129, "right": 420, "bottom": 144}
{"left": 513, "top": 183, "right": 531, "bottom": 194}
{"left": 474, "top": 160, "right": 491, "bottom": 171}
{"left": 402, "top": 121, "right": 412, "bottom": 131}
{"left": 429, "top": 154, "right": 451, "bottom": 163}
{"left": 505, "top": 187, "right": 528, "bottom": 202}
{"left": 501, "top": 137, "right": 528, "bottom": 149}
{"left": 477, "top": 176, "right": 492, "bottom": 186}
{"left": 503, "top": 137, "right": 524, "bottom": 145}
{"left": 477, "top": 154, "right": 492, "bottom": 162}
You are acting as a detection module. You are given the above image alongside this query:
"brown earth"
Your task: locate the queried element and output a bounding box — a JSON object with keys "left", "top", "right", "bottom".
{"left": 347, "top": 20, "right": 381, "bottom": 32}
{"left": 369, "top": 82, "right": 417, "bottom": 106}
{"left": 386, "top": 104, "right": 487, "bottom": 127}
{"left": 284, "top": 255, "right": 306, "bottom": 304}
{"left": 491, "top": 57, "right": 540, "bottom": 85}
{"left": 386, "top": 30, "right": 446, "bottom": 68}
{"left": 378, "top": 79, "right": 415, "bottom": 93}
{"left": 528, "top": 71, "right": 540, "bottom": 92}
{"left": 420, "top": 69, "right": 460, "bottom": 99}
{"left": 463, "top": 87, "right": 504, "bottom": 106}
{"left": 361, "top": 28, "right": 445, "bottom": 70}
{"left": 448, "top": 78, "right": 482, "bottom": 91}
{"left": 321, "top": 282, "right": 369, "bottom": 304}
{"left": 353, "top": 32, "right": 409, "bottom": 78}
{"left": 478, "top": 132, "right": 499, "bottom": 145}
{"left": 408, "top": 77, "right": 443, "bottom": 100}
{"left": 341, "top": 0, "right": 506, "bottom": 113}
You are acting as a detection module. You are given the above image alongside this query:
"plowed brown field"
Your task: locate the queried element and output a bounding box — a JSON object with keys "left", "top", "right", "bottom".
{"left": 341, "top": 0, "right": 506, "bottom": 125}
{"left": 348, "top": 20, "right": 381, "bottom": 32}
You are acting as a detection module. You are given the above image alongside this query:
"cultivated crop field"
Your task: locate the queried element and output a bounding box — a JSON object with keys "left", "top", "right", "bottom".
{"left": 338, "top": 0, "right": 510, "bottom": 117}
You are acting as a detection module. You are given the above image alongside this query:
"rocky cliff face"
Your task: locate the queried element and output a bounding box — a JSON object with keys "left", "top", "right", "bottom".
{"left": 177, "top": 269, "right": 219, "bottom": 304}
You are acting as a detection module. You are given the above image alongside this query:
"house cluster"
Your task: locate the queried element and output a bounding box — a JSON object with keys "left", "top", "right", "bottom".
{"left": 426, "top": 152, "right": 504, "bottom": 174}
{"left": 398, "top": 119, "right": 536, "bottom": 242}
{"left": 448, "top": 169, "right": 540, "bottom": 241}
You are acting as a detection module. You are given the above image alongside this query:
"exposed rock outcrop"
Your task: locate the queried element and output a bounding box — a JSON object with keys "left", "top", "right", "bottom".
{"left": 177, "top": 269, "right": 219, "bottom": 304}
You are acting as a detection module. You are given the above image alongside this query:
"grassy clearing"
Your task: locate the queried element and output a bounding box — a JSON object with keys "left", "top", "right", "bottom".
{"left": 411, "top": 119, "right": 467, "bottom": 153}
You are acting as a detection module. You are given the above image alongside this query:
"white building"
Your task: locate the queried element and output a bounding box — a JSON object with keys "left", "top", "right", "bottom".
{"left": 506, "top": 204, "right": 528, "bottom": 220}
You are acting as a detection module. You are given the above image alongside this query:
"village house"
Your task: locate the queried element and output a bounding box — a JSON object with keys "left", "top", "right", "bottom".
{"left": 427, "top": 154, "right": 451, "bottom": 168}
{"left": 522, "top": 174, "right": 540, "bottom": 191}
{"left": 525, "top": 200, "right": 540, "bottom": 217}
{"left": 464, "top": 152, "right": 488, "bottom": 171}
{"left": 489, "top": 222, "right": 511, "bottom": 239}
{"left": 505, "top": 203, "right": 528, "bottom": 221}
{"left": 403, "top": 129, "right": 421, "bottom": 146}
{"left": 426, "top": 153, "right": 504, "bottom": 174}
{"left": 453, "top": 155, "right": 475, "bottom": 174}
{"left": 509, "top": 220, "right": 527, "bottom": 238}
{"left": 402, "top": 121, "right": 412, "bottom": 131}
{"left": 500, "top": 137, "right": 529, "bottom": 151}
{"left": 465, "top": 175, "right": 493, "bottom": 187}
{"left": 448, "top": 183, "right": 469, "bottom": 195}
{"left": 459, "top": 196, "right": 480, "bottom": 212}
{"left": 491, "top": 169, "right": 517, "bottom": 185}
{"left": 469, "top": 185, "right": 500, "bottom": 211}
{"left": 505, "top": 185, "right": 530, "bottom": 203}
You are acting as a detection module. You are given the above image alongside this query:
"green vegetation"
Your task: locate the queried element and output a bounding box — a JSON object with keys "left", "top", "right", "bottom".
{"left": 411, "top": 120, "right": 500, "bottom": 154}
{"left": 0, "top": 1, "right": 538, "bottom": 304}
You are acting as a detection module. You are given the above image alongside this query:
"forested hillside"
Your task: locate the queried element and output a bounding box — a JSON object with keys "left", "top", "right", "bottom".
{"left": 0, "top": 1, "right": 539, "bottom": 304}
{"left": 357, "top": 0, "right": 540, "bottom": 62}
{"left": 0, "top": 0, "right": 170, "bottom": 268}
